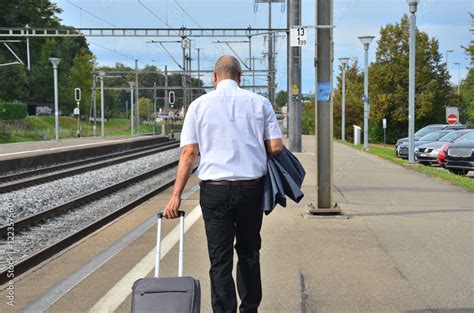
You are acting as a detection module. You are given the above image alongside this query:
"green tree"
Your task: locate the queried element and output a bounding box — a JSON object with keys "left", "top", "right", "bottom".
{"left": 458, "top": 14, "right": 474, "bottom": 127}
{"left": 275, "top": 90, "right": 287, "bottom": 108}
{"left": 333, "top": 60, "right": 364, "bottom": 141}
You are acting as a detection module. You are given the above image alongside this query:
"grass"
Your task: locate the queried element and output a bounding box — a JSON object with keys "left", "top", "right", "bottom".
{"left": 338, "top": 140, "right": 474, "bottom": 193}
{"left": 0, "top": 116, "right": 183, "bottom": 144}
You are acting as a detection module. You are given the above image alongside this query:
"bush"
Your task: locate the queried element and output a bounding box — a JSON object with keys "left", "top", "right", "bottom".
{"left": 0, "top": 102, "right": 27, "bottom": 120}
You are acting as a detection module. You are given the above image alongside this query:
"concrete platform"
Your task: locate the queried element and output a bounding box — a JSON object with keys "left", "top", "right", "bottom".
{"left": 0, "top": 135, "right": 163, "bottom": 161}
{"left": 1, "top": 135, "right": 473, "bottom": 312}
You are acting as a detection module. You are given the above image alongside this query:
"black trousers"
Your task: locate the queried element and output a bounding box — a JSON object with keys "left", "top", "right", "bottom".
{"left": 199, "top": 181, "right": 264, "bottom": 313}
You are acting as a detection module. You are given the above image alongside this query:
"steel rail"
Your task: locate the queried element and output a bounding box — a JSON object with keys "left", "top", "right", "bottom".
{"left": 0, "top": 164, "right": 182, "bottom": 285}
{"left": 0, "top": 141, "right": 179, "bottom": 192}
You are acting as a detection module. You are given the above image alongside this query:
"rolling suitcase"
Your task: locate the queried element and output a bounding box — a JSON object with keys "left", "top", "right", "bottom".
{"left": 131, "top": 211, "right": 201, "bottom": 313}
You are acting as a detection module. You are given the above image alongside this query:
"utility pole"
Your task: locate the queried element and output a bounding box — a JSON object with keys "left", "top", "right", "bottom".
{"left": 182, "top": 44, "right": 187, "bottom": 115}
{"left": 288, "top": 0, "right": 302, "bottom": 152}
{"left": 135, "top": 59, "right": 139, "bottom": 135}
{"left": 315, "top": 0, "right": 336, "bottom": 209}
{"left": 338, "top": 57, "right": 350, "bottom": 141}
{"left": 196, "top": 48, "right": 201, "bottom": 86}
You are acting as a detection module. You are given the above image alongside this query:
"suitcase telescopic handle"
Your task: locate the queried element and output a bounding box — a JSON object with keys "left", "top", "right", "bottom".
{"left": 155, "top": 211, "right": 186, "bottom": 278}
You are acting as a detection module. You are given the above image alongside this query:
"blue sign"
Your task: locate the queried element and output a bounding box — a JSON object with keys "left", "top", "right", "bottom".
{"left": 317, "top": 82, "right": 331, "bottom": 102}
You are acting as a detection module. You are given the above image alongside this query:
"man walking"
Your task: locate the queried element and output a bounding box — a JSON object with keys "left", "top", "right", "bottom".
{"left": 163, "top": 55, "right": 282, "bottom": 313}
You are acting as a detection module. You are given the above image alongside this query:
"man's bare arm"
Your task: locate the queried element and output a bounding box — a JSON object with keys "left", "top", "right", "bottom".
{"left": 163, "top": 144, "right": 199, "bottom": 219}
{"left": 265, "top": 138, "right": 283, "bottom": 156}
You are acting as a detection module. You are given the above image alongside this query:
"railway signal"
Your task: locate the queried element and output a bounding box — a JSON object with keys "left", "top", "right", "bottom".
{"left": 74, "top": 88, "right": 82, "bottom": 137}
{"left": 168, "top": 91, "right": 176, "bottom": 105}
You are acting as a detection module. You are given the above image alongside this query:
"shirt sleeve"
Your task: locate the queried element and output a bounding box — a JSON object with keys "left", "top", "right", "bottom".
{"left": 179, "top": 102, "right": 198, "bottom": 147}
{"left": 263, "top": 99, "right": 282, "bottom": 140}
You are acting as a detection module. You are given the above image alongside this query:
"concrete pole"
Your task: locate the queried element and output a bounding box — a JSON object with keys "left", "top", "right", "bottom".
{"left": 92, "top": 61, "right": 97, "bottom": 136}
{"left": 49, "top": 58, "right": 61, "bottom": 140}
{"left": 288, "top": 0, "right": 302, "bottom": 152}
{"left": 408, "top": 0, "right": 419, "bottom": 164}
{"left": 135, "top": 59, "right": 139, "bottom": 135}
{"left": 99, "top": 71, "right": 105, "bottom": 137}
{"left": 316, "top": 0, "right": 334, "bottom": 208}
{"left": 129, "top": 81, "right": 135, "bottom": 136}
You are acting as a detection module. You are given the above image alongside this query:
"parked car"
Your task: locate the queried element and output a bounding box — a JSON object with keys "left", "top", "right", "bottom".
{"left": 445, "top": 138, "right": 474, "bottom": 176}
{"left": 395, "top": 124, "right": 466, "bottom": 157}
{"left": 438, "top": 131, "right": 474, "bottom": 166}
{"left": 415, "top": 129, "right": 474, "bottom": 165}
{"left": 397, "top": 130, "right": 455, "bottom": 159}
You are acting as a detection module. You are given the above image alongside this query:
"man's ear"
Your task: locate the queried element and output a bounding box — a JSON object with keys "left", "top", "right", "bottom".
{"left": 213, "top": 72, "right": 218, "bottom": 86}
{"left": 237, "top": 73, "right": 242, "bottom": 86}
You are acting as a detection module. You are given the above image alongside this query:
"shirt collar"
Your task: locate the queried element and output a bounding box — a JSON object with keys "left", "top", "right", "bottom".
{"left": 216, "top": 79, "right": 239, "bottom": 90}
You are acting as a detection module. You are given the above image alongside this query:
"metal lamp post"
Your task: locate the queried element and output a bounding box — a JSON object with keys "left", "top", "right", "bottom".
{"left": 129, "top": 81, "right": 135, "bottom": 136}
{"left": 49, "top": 58, "right": 61, "bottom": 140}
{"left": 358, "top": 36, "right": 375, "bottom": 150}
{"left": 454, "top": 62, "right": 461, "bottom": 95}
{"left": 91, "top": 58, "right": 97, "bottom": 136}
{"left": 445, "top": 49, "right": 454, "bottom": 66}
{"left": 407, "top": 0, "right": 420, "bottom": 164}
{"left": 338, "top": 57, "right": 350, "bottom": 141}
{"left": 98, "top": 71, "right": 105, "bottom": 137}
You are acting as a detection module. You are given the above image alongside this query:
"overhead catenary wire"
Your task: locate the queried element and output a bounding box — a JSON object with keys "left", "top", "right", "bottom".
{"left": 174, "top": 0, "right": 202, "bottom": 28}
{"left": 66, "top": 0, "right": 117, "bottom": 27}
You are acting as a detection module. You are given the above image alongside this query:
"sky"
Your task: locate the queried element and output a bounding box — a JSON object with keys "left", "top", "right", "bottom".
{"left": 54, "top": 0, "right": 473, "bottom": 94}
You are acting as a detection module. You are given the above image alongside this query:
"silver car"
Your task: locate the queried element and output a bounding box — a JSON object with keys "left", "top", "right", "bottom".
{"left": 415, "top": 129, "right": 474, "bottom": 165}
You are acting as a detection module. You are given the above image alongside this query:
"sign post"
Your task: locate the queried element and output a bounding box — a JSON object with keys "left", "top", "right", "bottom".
{"left": 383, "top": 118, "right": 387, "bottom": 147}
{"left": 74, "top": 88, "right": 81, "bottom": 137}
{"left": 446, "top": 107, "right": 459, "bottom": 125}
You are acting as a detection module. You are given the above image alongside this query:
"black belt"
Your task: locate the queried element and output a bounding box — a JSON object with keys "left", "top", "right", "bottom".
{"left": 201, "top": 178, "right": 263, "bottom": 187}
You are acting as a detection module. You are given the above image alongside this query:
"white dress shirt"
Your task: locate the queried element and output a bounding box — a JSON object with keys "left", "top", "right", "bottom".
{"left": 180, "top": 79, "right": 282, "bottom": 181}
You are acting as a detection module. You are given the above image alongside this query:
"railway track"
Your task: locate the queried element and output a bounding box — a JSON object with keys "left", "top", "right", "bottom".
{"left": 0, "top": 160, "right": 182, "bottom": 285}
{"left": 0, "top": 140, "right": 179, "bottom": 193}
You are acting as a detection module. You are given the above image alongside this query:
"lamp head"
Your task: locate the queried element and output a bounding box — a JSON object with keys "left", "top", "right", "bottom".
{"left": 98, "top": 71, "right": 105, "bottom": 78}
{"left": 358, "top": 36, "right": 375, "bottom": 50}
{"left": 338, "top": 57, "right": 350, "bottom": 67}
{"left": 406, "top": 0, "right": 420, "bottom": 13}
{"left": 49, "top": 57, "right": 61, "bottom": 68}
{"left": 128, "top": 81, "right": 135, "bottom": 88}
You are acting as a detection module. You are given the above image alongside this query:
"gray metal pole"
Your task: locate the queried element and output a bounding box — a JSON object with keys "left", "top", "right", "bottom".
{"left": 455, "top": 62, "right": 461, "bottom": 95}
{"left": 316, "top": 0, "right": 334, "bottom": 208}
{"left": 92, "top": 62, "right": 97, "bottom": 136}
{"left": 153, "top": 81, "right": 157, "bottom": 135}
{"left": 100, "top": 73, "right": 105, "bottom": 137}
{"left": 182, "top": 47, "right": 187, "bottom": 114}
{"left": 408, "top": 1, "right": 418, "bottom": 164}
{"left": 25, "top": 24, "right": 31, "bottom": 71}
{"left": 165, "top": 65, "right": 169, "bottom": 113}
{"left": 49, "top": 58, "right": 61, "bottom": 140}
{"left": 363, "top": 46, "right": 369, "bottom": 150}
{"left": 135, "top": 59, "right": 139, "bottom": 135}
{"left": 289, "top": 0, "right": 302, "bottom": 152}
{"left": 342, "top": 65, "right": 346, "bottom": 141}
{"left": 268, "top": 1, "right": 274, "bottom": 105}
{"left": 130, "top": 84, "right": 134, "bottom": 136}
{"left": 197, "top": 48, "right": 201, "bottom": 86}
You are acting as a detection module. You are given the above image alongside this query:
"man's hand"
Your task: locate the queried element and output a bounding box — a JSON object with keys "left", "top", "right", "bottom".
{"left": 163, "top": 195, "right": 181, "bottom": 219}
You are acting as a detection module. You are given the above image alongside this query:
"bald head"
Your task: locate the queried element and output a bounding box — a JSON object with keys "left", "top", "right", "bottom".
{"left": 214, "top": 55, "right": 242, "bottom": 82}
